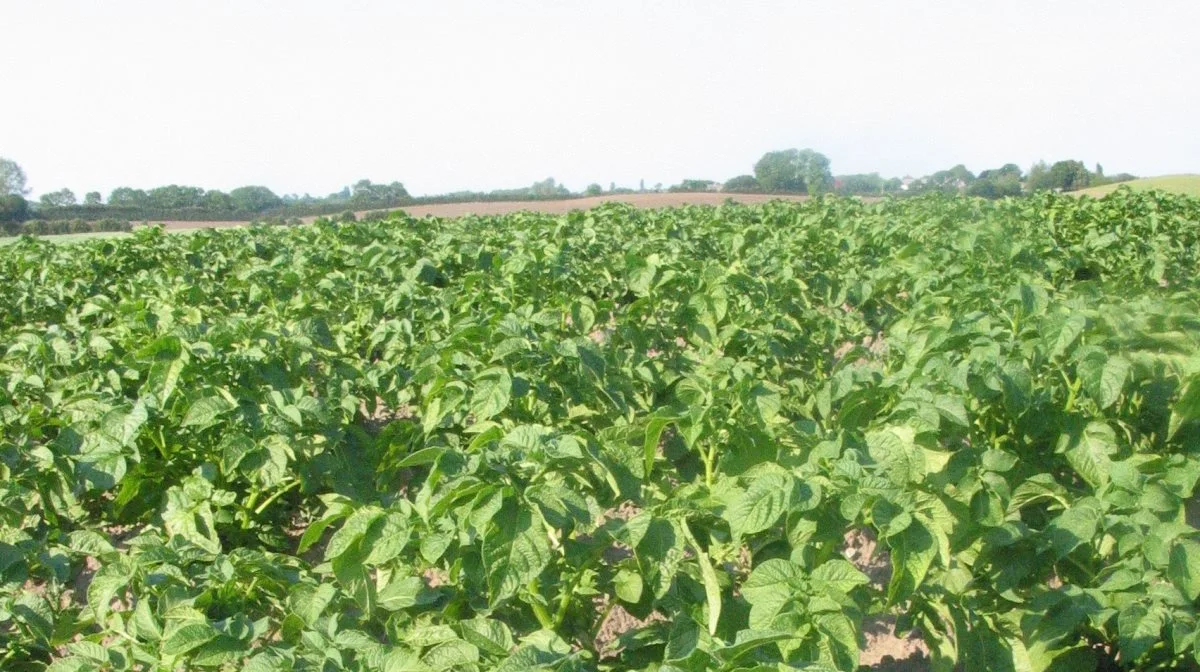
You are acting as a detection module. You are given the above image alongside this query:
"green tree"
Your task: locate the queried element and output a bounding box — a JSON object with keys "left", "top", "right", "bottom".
{"left": 351, "top": 179, "right": 409, "bottom": 204}
{"left": 834, "top": 173, "right": 885, "bottom": 195}
{"left": 203, "top": 189, "right": 233, "bottom": 211}
{"left": 1027, "top": 160, "right": 1091, "bottom": 192}
{"left": 585, "top": 183, "right": 603, "bottom": 196}
{"left": 531, "top": 178, "right": 568, "bottom": 198}
{"left": 147, "top": 185, "right": 205, "bottom": 210}
{"left": 229, "top": 186, "right": 283, "bottom": 212}
{"left": 83, "top": 191, "right": 103, "bottom": 206}
{"left": 109, "top": 187, "right": 149, "bottom": 206}
{"left": 926, "top": 165, "right": 975, "bottom": 192}
{"left": 0, "top": 194, "right": 28, "bottom": 232}
{"left": 753, "top": 148, "right": 833, "bottom": 194}
{"left": 723, "top": 175, "right": 762, "bottom": 192}
{"left": 667, "top": 179, "right": 717, "bottom": 193}
{"left": 39, "top": 188, "right": 77, "bottom": 207}
{"left": 0, "top": 157, "right": 29, "bottom": 196}
{"left": 967, "top": 164, "right": 1023, "bottom": 199}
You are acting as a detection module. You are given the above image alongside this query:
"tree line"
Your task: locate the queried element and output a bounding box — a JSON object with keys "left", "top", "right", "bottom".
{"left": 0, "top": 152, "right": 1141, "bottom": 233}
{"left": 660, "top": 152, "right": 1132, "bottom": 198}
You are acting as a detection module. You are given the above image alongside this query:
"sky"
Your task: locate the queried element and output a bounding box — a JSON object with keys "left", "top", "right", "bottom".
{"left": 2, "top": 1, "right": 1198, "bottom": 198}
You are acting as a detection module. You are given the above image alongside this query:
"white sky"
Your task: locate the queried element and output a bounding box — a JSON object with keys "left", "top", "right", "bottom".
{"left": 2, "top": 1, "right": 1197, "bottom": 198}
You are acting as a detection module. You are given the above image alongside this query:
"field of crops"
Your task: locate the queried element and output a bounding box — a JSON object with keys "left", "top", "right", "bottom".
{"left": 2, "top": 191, "right": 1200, "bottom": 671}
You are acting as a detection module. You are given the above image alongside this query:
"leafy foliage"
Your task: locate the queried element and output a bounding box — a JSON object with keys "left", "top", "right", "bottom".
{"left": 1, "top": 189, "right": 1200, "bottom": 670}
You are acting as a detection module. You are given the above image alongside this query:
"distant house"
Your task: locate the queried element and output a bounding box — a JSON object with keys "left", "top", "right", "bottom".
{"left": 705, "top": 181, "right": 721, "bottom": 192}
{"left": 900, "top": 176, "right": 916, "bottom": 191}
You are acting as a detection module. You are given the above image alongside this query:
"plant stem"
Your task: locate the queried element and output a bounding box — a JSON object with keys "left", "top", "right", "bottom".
{"left": 254, "top": 479, "right": 301, "bottom": 515}
{"left": 527, "top": 579, "right": 555, "bottom": 630}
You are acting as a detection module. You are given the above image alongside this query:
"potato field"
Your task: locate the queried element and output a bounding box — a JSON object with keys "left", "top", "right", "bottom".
{"left": 3, "top": 191, "right": 1200, "bottom": 671}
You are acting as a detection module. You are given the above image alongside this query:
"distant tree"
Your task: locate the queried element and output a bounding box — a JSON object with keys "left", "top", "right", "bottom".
{"left": 0, "top": 158, "right": 28, "bottom": 196}
{"left": 723, "top": 175, "right": 763, "bottom": 192}
{"left": 83, "top": 191, "right": 103, "bottom": 206}
{"left": 1026, "top": 161, "right": 1048, "bottom": 192}
{"left": 147, "top": 185, "right": 205, "bottom": 210}
{"left": 531, "top": 178, "right": 569, "bottom": 198}
{"left": 39, "top": 188, "right": 77, "bottom": 207}
{"left": 926, "top": 164, "right": 976, "bottom": 192}
{"left": 203, "top": 189, "right": 233, "bottom": 211}
{"left": 1052, "top": 160, "right": 1092, "bottom": 191}
{"left": 229, "top": 185, "right": 283, "bottom": 212}
{"left": 0, "top": 195, "right": 29, "bottom": 231}
{"left": 585, "top": 183, "right": 603, "bottom": 196}
{"left": 1028, "top": 160, "right": 1091, "bottom": 192}
{"left": 639, "top": 179, "right": 645, "bottom": 192}
{"left": 109, "top": 187, "right": 149, "bottom": 206}
{"left": 609, "top": 182, "right": 616, "bottom": 192}
{"left": 883, "top": 177, "right": 903, "bottom": 193}
{"left": 835, "top": 173, "right": 885, "bottom": 195}
{"left": 968, "top": 164, "right": 1023, "bottom": 199}
{"left": 668, "top": 179, "right": 718, "bottom": 193}
{"left": 753, "top": 148, "right": 833, "bottom": 194}
{"left": 977, "top": 164, "right": 1022, "bottom": 181}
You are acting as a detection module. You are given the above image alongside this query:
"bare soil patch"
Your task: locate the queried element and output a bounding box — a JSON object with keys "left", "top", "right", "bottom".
{"left": 843, "top": 529, "right": 931, "bottom": 670}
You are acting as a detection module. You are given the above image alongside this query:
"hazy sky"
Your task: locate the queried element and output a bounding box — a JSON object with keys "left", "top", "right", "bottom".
{"left": 2, "top": 1, "right": 1197, "bottom": 198}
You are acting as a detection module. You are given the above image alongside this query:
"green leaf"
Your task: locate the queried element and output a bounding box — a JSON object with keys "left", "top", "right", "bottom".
{"left": 484, "top": 508, "right": 552, "bottom": 607}
{"left": 742, "top": 559, "right": 802, "bottom": 630}
{"left": 887, "top": 521, "right": 937, "bottom": 604}
{"left": 814, "top": 611, "right": 860, "bottom": 671}
{"left": 750, "top": 383, "right": 782, "bottom": 424}
{"left": 866, "top": 425, "right": 922, "bottom": 484}
{"left": 723, "top": 469, "right": 792, "bottom": 538}
{"left": 1044, "top": 313, "right": 1086, "bottom": 360}
{"left": 933, "top": 394, "right": 969, "bottom": 428}
{"left": 459, "top": 618, "right": 514, "bottom": 657}
{"left": 1044, "top": 501, "right": 1101, "bottom": 559}
{"left": 161, "top": 622, "right": 218, "bottom": 657}
{"left": 100, "top": 402, "right": 147, "bottom": 447}
{"left": 325, "top": 506, "right": 384, "bottom": 562}
{"left": 87, "top": 558, "right": 132, "bottom": 620}
{"left": 696, "top": 550, "right": 722, "bottom": 636}
{"left": 1117, "top": 602, "right": 1163, "bottom": 664}
{"left": 422, "top": 640, "right": 480, "bottom": 670}
{"left": 1058, "top": 421, "right": 1117, "bottom": 489}
{"left": 1169, "top": 539, "right": 1200, "bottom": 601}
{"left": 615, "top": 568, "right": 644, "bottom": 604}
{"left": 1077, "top": 351, "right": 1129, "bottom": 410}
{"left": 288, "top": 583, "right": 338, "bottom": 626}
{"left": 182, "top": 395, "right": 235, "bottom": 429}
{"left": 810, "top": 558, "right": 869, "bottom": 594}
{"left": 1171, "top": 374, "right": 1200, "bottom": 439}
{"left": 470, "top": 372, "right": 512, "bottom": 421}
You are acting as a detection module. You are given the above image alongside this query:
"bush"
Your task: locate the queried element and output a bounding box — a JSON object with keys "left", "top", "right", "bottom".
{"left": 339, "top": 210, "right": 358, "bottom": 223}
{"left": 0, "top": 195, "right": 29, "bottom": 225}
{"left": 723, "top": 175, "right": 763, "bottom": 193}
{"left": 94, "top": 218, "right": 132, "bottom": 232}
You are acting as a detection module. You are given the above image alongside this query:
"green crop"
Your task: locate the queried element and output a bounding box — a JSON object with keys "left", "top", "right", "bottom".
{"left": 2, "top": 190, "right": 1200, "bottom": 670}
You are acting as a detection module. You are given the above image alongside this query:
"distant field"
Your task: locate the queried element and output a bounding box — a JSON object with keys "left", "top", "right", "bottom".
{"left": 151, "top": 192, "right": 810, "bottom": 230}
{"left": 1074, "top": 174, "right": 1200, "bottom": 198}
{"left": 0, "top": 230, "right": 128, "bottom": 246}
{"left": 2, "top": 193, "right": 812, "bottom": 242}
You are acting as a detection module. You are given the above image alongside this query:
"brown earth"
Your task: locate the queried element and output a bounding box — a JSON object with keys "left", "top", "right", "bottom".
{"left": 149, "top": 192, "right": 810, "bottom": 231}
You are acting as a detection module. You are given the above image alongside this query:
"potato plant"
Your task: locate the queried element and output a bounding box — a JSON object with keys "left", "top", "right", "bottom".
{"left": 2, "top": 190, "right": 1200, "bottom": 670}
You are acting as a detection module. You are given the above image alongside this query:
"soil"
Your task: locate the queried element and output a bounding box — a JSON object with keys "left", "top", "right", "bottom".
{"left": 149, "top": 193, "right": 811, "bottom": 231}
{"left": 843, "top": 529, "right": 932, "bottom": 670}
